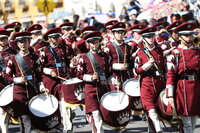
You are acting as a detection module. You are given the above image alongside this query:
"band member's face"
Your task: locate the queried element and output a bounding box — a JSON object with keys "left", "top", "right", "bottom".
{"left": 172, "top": 32, "right": 179, "bottom": 40}
{"left": 88, "top": 40, "right": 100, "bottom": 51}
{"left": 0, "top": 37, "right": 8, "bottom": 47}
{"left": 180, "top": 34, "right": 192, "bottom": 44}
{"left": 49, "top": 35, "right": 60, "bottom": 45}
{"left": 144, "top": 36, "right": 155, "bottom": 45}
{"left": 17, "top": 39, "right": 29, "bottom": 51}
{"left": 114, "top": 30, "right": 125, "bottom": 41}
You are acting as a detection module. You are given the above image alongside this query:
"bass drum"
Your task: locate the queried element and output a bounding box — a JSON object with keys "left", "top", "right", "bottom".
{"left": 62, "top": 77, "right": 84, "bottom": 105}
{"left": 0, "top": 84, "right": 16, "bottom": 117}
{"left": 122, "top": 78, "right": 143, "bottom": 111}
{"left": 100, "top": 90, "right": 131, "bottom": 129}
{"left": 28, "top": 94, "right": 61, "bottom": 131}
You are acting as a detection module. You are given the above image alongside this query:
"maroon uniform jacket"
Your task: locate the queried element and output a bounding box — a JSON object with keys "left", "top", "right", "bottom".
{"left": 135, "top": 46, "right": 165, "bottom": 110}
{"left": 5, "top": 51, "right": 42, "bottom": 116}
{"left": 76, "top": 50, "right": 110, "bottom": 113}
{"left": 0, "top": 47, "right": 16, "bottom": 91}
{"left": 166, "top": 44, "right": 200, "bottom": 116}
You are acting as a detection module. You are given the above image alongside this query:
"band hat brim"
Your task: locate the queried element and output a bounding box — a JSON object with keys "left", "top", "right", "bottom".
{"left": 48, "top": 33, "right": 62, "bottom": 37}
{"left": 178, "top": 31, "right": 195, "bottom": 35}
{"left": 0, "top": 35, "right": 8, "bottom": 38}
{"left": 111, "top": 28, "right": 125, "bottom": 31}
{"left": 86, "top": 37, "right": 101, "bottom": 42}
{"left": 15, "top": 36, "right": 32, "bottom": 41}
{"left": 106, "top": 25, "right": 112, "bottom": 29}
{"left": 30, "top": 30, "right": 42, "bottom": 34}
{"left": 61, "top": 26, "right": 73, "bottom": 29}
{"left": 132, "top": 29, "right": 141, "bottom": 32}
{"left": 6, "top": 28, "right": 14, "bottom": 31}
{"left": 142, "top": 32, "right": 156, "bottom": 37}
{"left": 83, "top": 31, "right": 93, "bottom": 34}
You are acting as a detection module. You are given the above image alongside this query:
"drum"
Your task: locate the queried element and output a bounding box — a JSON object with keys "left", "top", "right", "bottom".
{"left": 0, "top": 84, "right": 15, "bottom": 117}
{"left": 100, "top": 90, "right": 131, "bottom": 129}
{"left": 122, "top": 78, "right": 143, "bottom": 111}
{"left": 28, "top": 94, "right": 61, "bottom": 131}
{"left": 157, "top": 89, "right": 173, "bottom": 121}
{"left": 62, "top": 77, "right": 84, "bottom": 105}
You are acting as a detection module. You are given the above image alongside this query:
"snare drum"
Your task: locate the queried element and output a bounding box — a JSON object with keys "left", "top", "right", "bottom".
{"left": 100, "top": 90, "right": 131, "bottom": 129}
{"left": 62, "top": 78, "right": 84, "bottom": 105}
{"left": 0, "top": 84, "right": 15, "bottom": 117}
{"left": 122, "top": 78, "right": 143, "bottom": 111}
{"left": 28, "top": 94, "right": 61, "bottom": 131}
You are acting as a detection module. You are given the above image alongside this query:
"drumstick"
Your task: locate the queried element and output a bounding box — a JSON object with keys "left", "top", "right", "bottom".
{"left": 57, "top": 76, "right": 67, "bottom": 81}
{"left": 124, "top": 45, "right": 127, "bottom": 65}
{"left": 48, "top": 94, "right": 54, "bottom": 108}
{"left": 116, "top": 77, "right": 120, "bottom": 104}
{"left": 15, "top": 59, "right": 28, "bottom": 85}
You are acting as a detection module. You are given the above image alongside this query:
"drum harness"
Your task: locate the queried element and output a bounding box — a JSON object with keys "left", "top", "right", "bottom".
{"left": 112, "top": 42, "right": 131, "bottom": 82}
{"left": 15, "top": 53, "right": 39, "bottom": 96}
{"left": 86, "top": 51, "right": 108, "bottom": 102}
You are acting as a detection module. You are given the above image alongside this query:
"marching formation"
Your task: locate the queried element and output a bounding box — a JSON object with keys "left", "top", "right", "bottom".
{"left": 0, "top": 19, "right": 200, "bottom": 133}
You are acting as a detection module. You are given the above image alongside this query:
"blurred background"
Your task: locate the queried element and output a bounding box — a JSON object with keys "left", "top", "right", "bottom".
{"left": 0, "top": 0, "right": 200, "bottom": 32}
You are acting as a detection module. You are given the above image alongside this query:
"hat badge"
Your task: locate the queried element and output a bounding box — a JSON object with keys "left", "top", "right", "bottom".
{"left": 149, "top": 28, "right": 152, "bottom": 31}
{"left": 119, "top": 23, "right": 122, "bottom": 26}
{"left": 34, "top": 26, "right": 37, "bottom": 28}
{"left": 187, "top": 24, "right": 191, "bottom": 28}
{"left": 139, "top": 25, "right": 141, "bottom": 28}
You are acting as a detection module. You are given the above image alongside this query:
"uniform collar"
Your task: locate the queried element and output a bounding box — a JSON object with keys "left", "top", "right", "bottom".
{"left": 19, "top": 51, "right": 30, "bottom": 56}
{"left": 178, "top": 44, "right": 194, "bottom": 49}
{"left": 90, "top": 49, "right": 101, "bottom": 54}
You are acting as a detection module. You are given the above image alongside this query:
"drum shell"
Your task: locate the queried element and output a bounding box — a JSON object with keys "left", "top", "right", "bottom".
{"left": 0, "top": 84, "right": 16, "bottom": 118}
{"left": 122, "top": 78, "right": 143, "bottom": 111}
{"left": 100, "top": 91, "right": 131, "bottom": 128}
{"left": 28, "top": 94, "right": 61, "bottom": 131}
{"left": 62, "top": 80, "right": 85, "bottom": 105}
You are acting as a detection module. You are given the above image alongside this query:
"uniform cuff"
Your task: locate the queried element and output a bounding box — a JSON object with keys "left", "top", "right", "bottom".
{"left": 39, "top": 82, "right": 45, "bottom": 92}
{"left": 166, "top": 85, "right": 174, "bottom": 97}
{"left": 112, "top": 63, "right": 123, "bottom": 70}
{"left": 43, "top": 68, "right": 53, "bottom": 75}
{"left": 14, "top": 77, "right": 22, "bottom": 84}
{"left": 142, "top": 61, "right": 153, "bottom": 71}
{"left": 83, "top": 74, "right": 93, "bottom": 82}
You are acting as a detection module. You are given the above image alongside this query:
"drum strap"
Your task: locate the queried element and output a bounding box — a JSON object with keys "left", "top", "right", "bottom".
{"left": 47, "top": 46, "right": 67, "bottom": 73}
{"left": 15, "top": 53, "right": 39, "bottom": 94}
{"left": 112, "top": 42, "right": 124, "bottom": 61}
{"left": 0, "top": 53, "right": 5, "bottom": 72}
{"left": 86, "top": 51, "right": 106, "bottom": 81}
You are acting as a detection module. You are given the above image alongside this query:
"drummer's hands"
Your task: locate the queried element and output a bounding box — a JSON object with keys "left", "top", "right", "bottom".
{"left": 41, "top": 88, "right": 49, "bottom": 94}
{"left": 168, "top": 97, "right": 175, "bottom": 108}
{"left": 50, "top": 71, "right": 57, "bottom": 78}
{"left": 114, "top": 78, "right": 121, "bottom": 88}
{"left": 92, "top": 72, "right": 99, "bottom": 81}
{"left": 121, "top": 64, "right": 128, "bottom": 70}
{"left": 71, "top": 57, "right": 78, "bottom": 66}
{"left": 20, "top": 76, "right": 27, "bottom": 84}
{"left": 149, "top": 56, "right": 155, "bottom": 65}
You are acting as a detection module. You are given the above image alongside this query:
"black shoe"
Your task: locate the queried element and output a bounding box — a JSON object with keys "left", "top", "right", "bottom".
{"left": 71, "top": 111, "right": 76, "bottom": 119}
{"left": 67, "top": 130, "right": 72, "bottom": 133}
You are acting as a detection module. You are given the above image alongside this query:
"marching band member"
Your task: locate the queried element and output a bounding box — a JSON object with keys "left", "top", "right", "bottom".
{"left": 103, "top": 20, "right": 118, "bottom": 45}
{"left": 26, "top": 24, "right": 49, "bottom": 54}
{"left": 4, "top": 32, "right": 46, "bottom": 133}
{"left": 0, "top": 30, "right": 17, "bottom": 133}
{"left": 77, "top": 31, "right": 111, "bottom": 133}
{"left": 4, "top": 22, "right": 22, "bottom": 51}
{"left": 134, "top": 27, "right": 165, "bottom": 133}
{"left": 166, "top": 22, "right": 200, "bottom": 133}
{"left": 60, "top": 22, "right": 77, "bottom": 49}
{"left": 104, "top": 22, "right": 133, "bottom": 91}
{"left": 39, "top": 27, "right": 73, "bottom": 132}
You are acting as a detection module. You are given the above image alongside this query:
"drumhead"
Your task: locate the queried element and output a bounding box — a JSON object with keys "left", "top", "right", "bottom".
{"left": 0, "top": 84, "right": 14, "bottom": 106}
{"left": 28, "top": 94, "right": 58, "bottom": 117}
{"left": 100, "top": 91, "right": 129, "bottom": 111}
{"left": 62, "top": 77, "right": 82, "bottom": 85}
{"left": 123, "top": 78, "right": 140, "bottom": 97}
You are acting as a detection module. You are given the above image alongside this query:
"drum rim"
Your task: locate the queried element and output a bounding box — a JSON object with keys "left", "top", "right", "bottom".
{"left": 28, "top": 94, "right": 59, "bottom": 117}
{"left": 100, "top": 90, "right": 129, "bottom": 111}
{"left": 62, "top": 77, "right": 83, "bottom": 85}
{"left": 122, "top": 78, "right": 140, "bottom": 97}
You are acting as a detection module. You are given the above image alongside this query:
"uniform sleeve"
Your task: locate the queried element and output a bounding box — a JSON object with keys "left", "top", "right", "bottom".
{"left": 4, "top": 58, "right": 15, "bottom": 83}
{"left": 134, "top": 51, "right": 153, "bottom": 75}
{"left": 166, "top": 54, "right": 177, "bottom": 97}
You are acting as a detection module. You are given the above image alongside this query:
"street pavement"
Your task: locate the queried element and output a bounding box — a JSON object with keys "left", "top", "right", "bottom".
{"left": 5, "top": 107, "right": 200, "bottom": 133}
